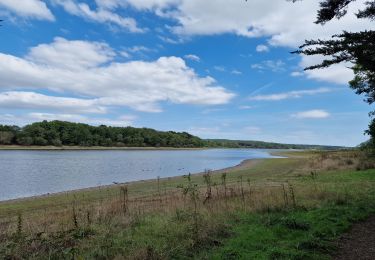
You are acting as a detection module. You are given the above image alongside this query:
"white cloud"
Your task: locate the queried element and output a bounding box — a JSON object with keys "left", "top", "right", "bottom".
{"left": 231, "top": 69, "right": 242, "bottom": 75}
{"left": 0, "top": 91, "right": 106, "bottom": 114}
{"left": 53, "top": 0, "right": 143, "bottom": 32}
{"left": 0, "top": 0, "right": 54, "bottom": 21}
{"left": 299, "top": 55, "right": 354, "bottom": 85}
{"left": 256, "top": 44, "right": 269, "bottom": 53}
{"left": 249, "top": 88, "right": 332, "bottom": 101}
{"left": 0, "top": 38, "right": 234, "bottom": 113}
{"left": 96, "top": 0, "right": 177, "bottom": 11}
{"left": 158, "top": 35, "right": 185, "bottom": 44}
{"left": 126, "top": 45, "right": 154, "bottom": 53}
{"left": 120, "top": 45, "right": 155, "bottom": 58}
{"left": 214, "top": 66, "right": 226, "bottom": 72}
{"left": 138, "top": 0, "right": 374, "bottom": 47}
{"left": 184, "top": 54, "right": 200, "bottom": 62}
{"left": 26, "top": 37, "right": 115, "bottom": 70}
{"left": 291, "top": 71, "right": 304, "bottom": 77}
{"left": 251, "top": 60, "right": 285, "bottom": 72}
{"left": 292, "top": 110, "right": 330, "bottom": 119}
{"left": 122, "top": 0, "right": 373, "bottom": 85}
{"left": 119, "top": 51, "right": 131, "bottom": 58}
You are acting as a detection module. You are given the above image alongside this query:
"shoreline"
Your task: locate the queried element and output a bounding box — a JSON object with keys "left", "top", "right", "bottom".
{"left": 0, "top": 157, "right": 268, "bottom": 204}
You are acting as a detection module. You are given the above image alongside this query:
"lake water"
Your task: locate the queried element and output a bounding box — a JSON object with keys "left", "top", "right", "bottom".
{"left": 0, "top": 149, "right": 278, "bottom": 201}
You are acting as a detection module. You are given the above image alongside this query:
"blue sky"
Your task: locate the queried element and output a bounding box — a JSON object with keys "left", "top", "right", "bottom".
{"left": 0, "top": 0, "right": 373, "bottom": 146}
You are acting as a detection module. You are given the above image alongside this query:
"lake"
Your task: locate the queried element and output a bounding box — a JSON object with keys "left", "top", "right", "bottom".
{"left": 0, "top": 149, "right": 278, "bottom": 201}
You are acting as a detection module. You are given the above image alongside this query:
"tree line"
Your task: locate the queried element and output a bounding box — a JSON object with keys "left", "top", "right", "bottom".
{"left": 0, "top": 121, "right": 206, "bottom": 148}
{"left": 0, "top": 120, "right": 345, "bottom": 149}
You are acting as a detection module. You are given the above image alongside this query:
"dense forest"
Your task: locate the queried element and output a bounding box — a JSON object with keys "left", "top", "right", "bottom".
{"left": 0, "top": 121, "right": 205, "bottom": 148}
{"left": 0, "top": 120, "right": 344, "bottom": 149}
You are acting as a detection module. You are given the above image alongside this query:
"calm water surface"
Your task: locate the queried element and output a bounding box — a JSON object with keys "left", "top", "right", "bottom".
{"left": 0, "top": 149, "right": 277, "bottom": 201}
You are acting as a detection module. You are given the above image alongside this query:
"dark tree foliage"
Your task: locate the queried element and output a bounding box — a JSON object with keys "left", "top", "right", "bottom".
{"left": 0, "top": 121, "right": 205, "bottom": 148}
{"left": 292, "top": 0, "right": 375, "bottom": 143}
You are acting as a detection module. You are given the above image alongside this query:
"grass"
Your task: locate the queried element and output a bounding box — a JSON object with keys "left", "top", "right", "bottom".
{"left": 204, "top": 168, "right": 375, "bottom": 259}
{"left": 0, "top": 150, "right": 374, "bottom": 259}
{"left": 206, "top": 201, "right": 375, "bottom": 260}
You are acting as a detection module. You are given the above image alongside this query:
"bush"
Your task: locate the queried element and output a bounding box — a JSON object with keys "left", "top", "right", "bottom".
{"left": 0, "top": 131, "right": 14, "bottom": 144}
{"left": 51, "top": 139, "right": 62, "bottom": 146}
{"left": 33, "top": 137, "right": 48, "bottom": 146}
{"left": 16, "top": 136, "right": 33, "bottom": 146}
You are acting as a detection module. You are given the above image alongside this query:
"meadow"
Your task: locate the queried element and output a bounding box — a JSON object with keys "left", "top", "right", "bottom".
{"left": 0, "top": 150, "right": 374, "bottom": 259}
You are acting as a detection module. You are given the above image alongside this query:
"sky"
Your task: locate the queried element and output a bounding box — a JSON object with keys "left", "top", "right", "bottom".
{"left": 0, "top": 0, "right": 373, "bottom": 146}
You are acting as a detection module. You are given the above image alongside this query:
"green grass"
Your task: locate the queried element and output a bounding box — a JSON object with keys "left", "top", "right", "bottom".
{"left": 206, "top": 202, "right": 374, "bottom": 260}
{"left": 203, "top": 168, "right": 375, "bottom": 259}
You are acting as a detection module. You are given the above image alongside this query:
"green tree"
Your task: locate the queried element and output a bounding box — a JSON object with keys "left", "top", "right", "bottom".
{"left": 292, "top": 0, "right": 375, "bottom": 143}
{"left": 0, "top": 131, "right": 14, "bottom": 144}
{"left": 0, "top": 120, "right": 211, "bottom": 148}
{"left": 17, "top": 136, "right": 33, "bottom": 146}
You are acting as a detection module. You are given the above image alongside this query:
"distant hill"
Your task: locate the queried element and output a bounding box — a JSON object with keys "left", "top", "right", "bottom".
{"left": 0, "top": 120, "right": 345, "bottom": 149}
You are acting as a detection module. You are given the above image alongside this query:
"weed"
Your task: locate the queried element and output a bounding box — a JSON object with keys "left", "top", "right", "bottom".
{"left": 288, "top": 182, "right": 297, "bottom": 208}
{"left": 203, "top": 170, "right": 213, "bottom": 204}
{"left": 120, "top": 185, "right": 129, "bottom": 214}
{"left": 72, "top": 202, "right": 78, "bottom": 229}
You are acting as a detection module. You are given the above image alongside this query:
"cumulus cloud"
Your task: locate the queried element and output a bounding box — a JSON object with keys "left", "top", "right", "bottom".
{"left": 0, "top": 38, "right": 234, "bottom": 113}
{"left": 0, "top": 91, "right": 106, "bottom": 114}
{"left": 256, "top": 44, "right": 269, "bottom": 53}
{"left": 53, "top": 0, "right": 143, "bottom": 32}
{"left": 249, "top": 88, "right": 332, "bottom": 101}
{"left": 292, "top": 109, "right": 330, "bottom": 119}
{"left": 26, "top": 37, "right": 115, "bottom": 70}
{"left": 0, "top": 0, "right": 54, "bottom": 21}
{"left": 299, "top": 55, "right": 354, "bottom": 85}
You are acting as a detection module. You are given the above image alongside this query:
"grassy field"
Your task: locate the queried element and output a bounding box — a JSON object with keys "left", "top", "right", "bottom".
{"left": 0, "top": 150, "right": 374, "bottom": 259}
